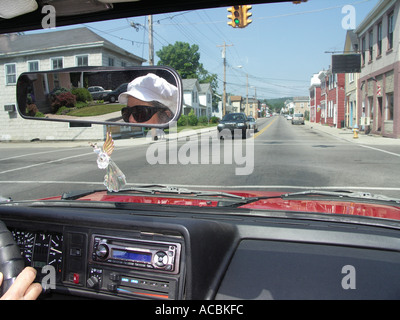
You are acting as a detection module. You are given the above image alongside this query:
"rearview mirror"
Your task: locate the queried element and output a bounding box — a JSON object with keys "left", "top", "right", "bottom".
{"left": 16, "top": 66, "right": 182, "bottom": 128}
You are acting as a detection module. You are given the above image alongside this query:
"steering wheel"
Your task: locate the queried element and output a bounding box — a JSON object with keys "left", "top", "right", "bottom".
{"left": 0, "top": 221, "right": 25, "bottom": 296}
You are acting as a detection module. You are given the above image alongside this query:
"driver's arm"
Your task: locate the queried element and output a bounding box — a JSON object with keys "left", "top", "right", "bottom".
{"left": 0, "top": 267, "right": 42, "bottom": 300}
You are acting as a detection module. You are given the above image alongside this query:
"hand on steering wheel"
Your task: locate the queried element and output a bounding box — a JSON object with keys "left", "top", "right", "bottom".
{"left": 0, "top": 267, "right": 42, "bottom": 300}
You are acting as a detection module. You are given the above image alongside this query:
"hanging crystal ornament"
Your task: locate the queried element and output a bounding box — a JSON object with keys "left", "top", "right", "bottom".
{"left": 90, "top": 131, "right": 126, "bottom": 192}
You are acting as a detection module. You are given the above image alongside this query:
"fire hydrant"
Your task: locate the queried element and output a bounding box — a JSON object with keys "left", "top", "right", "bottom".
{"left": 353, "top": 124, "right": 359, "bottom": 139}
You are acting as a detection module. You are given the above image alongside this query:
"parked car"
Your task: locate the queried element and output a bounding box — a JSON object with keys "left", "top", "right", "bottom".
{"left": 247, "top": 116, "right": 258, "bottom": 132}
{"left": 104, "top": 83, "right": 128, "bottom": 103}
{"left": 287, "top": 115, "right": 293, "bottom": 120}
{"left": 88, "top": 86, "right": 111, "bottom": 100}
{"left": 292, "top": 113, "right": 305, "bottom": 125}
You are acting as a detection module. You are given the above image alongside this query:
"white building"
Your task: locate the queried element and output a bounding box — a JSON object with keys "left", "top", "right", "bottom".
{"left": 182, "top": 79, "right": 212, "bottom": 118}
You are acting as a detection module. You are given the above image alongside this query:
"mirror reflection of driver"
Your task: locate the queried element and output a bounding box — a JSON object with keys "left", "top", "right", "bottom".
{"left": 119, "top": 73, "right": 177, "bottom": 125}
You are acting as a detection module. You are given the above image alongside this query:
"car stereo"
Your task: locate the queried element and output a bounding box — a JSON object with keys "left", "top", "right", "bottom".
{"left": 89, "top": 235, "right": 181, "bottom": 274}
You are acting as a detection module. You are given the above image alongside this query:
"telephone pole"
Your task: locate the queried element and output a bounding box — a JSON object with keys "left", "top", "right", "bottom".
{"left": 148, "top": 15, "right": 154, "bottom": 66}
{"left": 217, "top": 42, "right": 233, "bottom": 116}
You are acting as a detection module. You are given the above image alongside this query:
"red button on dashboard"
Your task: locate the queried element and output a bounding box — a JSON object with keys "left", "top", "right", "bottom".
{"left": 73, "top": 273, "right": 80, "bottom": 284}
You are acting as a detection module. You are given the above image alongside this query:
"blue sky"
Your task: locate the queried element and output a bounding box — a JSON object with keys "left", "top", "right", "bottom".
{"left": 28, "top": 0, "right": 380, "bottom": 99}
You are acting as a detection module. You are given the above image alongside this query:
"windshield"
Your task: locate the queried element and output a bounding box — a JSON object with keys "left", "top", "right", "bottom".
{"left": 222, "top": 113, "right": 245, "bottom": 121}
{"left": 1, "top": 0, "right": 400, "bottom": 210}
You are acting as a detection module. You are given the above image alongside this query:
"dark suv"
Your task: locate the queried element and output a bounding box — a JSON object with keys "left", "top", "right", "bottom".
{"left": 104, "top": 83, "right": 128, "bottom": 103}
{"left": 217, "top": 112, "right": 250, "bottom": 139}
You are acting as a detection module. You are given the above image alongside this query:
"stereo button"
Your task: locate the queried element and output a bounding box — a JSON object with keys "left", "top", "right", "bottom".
{"left": 95, "top": 244, "right": 108, "bottom": 259}
{"left": 154, "top": 251, "right": 168, "bottom": 267}
{"left": 87, "top": 276, "right": 99, "bottom": 289}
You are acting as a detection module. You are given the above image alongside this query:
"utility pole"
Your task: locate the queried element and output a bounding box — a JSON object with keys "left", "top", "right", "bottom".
{"left": 148, "top": 15, "right": 154, "bottom": 66}
{"left": 246, "top": 73, "right": 248, "bottom": 115}
{"left": 217, "top": 42, "right": 233, "bottom": 116}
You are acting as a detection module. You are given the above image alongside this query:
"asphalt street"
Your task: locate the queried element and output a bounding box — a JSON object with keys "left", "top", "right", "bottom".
{"left": 1, "top": 115, "right": 400, "bottom": 201}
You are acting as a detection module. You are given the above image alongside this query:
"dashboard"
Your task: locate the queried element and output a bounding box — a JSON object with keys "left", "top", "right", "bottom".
{"left": 7, "top": 221, "right": 186, "bottom": 300}
{"left": 2, "top": 204, "right": 400, "bottom": 300}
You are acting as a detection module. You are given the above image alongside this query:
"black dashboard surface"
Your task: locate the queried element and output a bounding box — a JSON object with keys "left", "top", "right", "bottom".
{"left": 1, "top": 204, "right": 400, "bottom": 300}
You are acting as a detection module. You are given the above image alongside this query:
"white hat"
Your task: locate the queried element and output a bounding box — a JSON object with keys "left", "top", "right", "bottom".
{"left": 118, "top": 73, "right": 178, "bottom": 113}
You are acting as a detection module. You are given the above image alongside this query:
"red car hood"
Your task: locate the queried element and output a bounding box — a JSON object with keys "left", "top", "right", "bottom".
{"left": 42, "top": 190, "right": 400, "bottom": 222}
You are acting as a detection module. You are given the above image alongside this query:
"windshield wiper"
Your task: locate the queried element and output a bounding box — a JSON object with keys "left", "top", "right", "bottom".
{"left": 223, "top": 190, "right": 400, "bottom": 208}
{"left": 280, "top": 190, "right": 400, "bottom": 204}
{"left": 61, "top": 185, "right": 248, "bottom": 201}
{"left": 117, "top": 185, "right": 247, "bottom": 200}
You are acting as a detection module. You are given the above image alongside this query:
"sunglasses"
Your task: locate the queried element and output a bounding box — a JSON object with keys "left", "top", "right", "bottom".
{"left": 121, "top": 105, "right": 165, "bottom": 123}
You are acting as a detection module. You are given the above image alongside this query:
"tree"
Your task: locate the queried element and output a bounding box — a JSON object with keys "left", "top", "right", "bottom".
{"left": 156, "top": 41, "right": 219, "bottom": 109}
{"left": 156, "top": 41, "right": 202, "bottom": 79}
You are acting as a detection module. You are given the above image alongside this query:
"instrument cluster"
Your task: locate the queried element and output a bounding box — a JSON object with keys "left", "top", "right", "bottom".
{"left": 11, "top": 229, "right": 63, "bottom": 281}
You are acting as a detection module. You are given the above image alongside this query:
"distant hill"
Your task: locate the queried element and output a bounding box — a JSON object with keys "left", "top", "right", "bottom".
{"left": 264, "top": 97, "right": 292, "bottom": 112}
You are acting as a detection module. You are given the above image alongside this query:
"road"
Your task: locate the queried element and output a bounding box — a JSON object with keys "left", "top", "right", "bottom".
{"left": 1, "top": 115, "right": 400, "bottom": 201}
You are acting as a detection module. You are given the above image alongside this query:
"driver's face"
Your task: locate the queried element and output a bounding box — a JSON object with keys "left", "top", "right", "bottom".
{"left": 125, "top": 96, "right": 160, "bottom": 124}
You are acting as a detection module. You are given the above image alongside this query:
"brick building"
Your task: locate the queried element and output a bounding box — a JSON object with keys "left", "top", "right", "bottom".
{"left": 356, "top": 0, "right": 400, "bottom": 138}
{"left": 319, "top": 69, "right": 346, "bottom": 128}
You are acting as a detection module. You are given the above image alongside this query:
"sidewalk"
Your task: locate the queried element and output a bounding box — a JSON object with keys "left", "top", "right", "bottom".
{"left": 0, "top": 126, "right": 218, "bottom": 149}
{"left": 115, "top": 126, "right": 217, "bottom": 148}
{"left": 304, "top": 121, "right": 400, "bottom": 146}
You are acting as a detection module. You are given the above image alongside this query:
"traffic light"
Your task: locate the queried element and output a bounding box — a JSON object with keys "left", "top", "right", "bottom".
{"left": 241, "top": 5, "right": 252, "bottom": 27}
{"left": 227, "top": 5, "right": 242, "bottom": 28}
{"left": 227, "top": 5, "right": 252, "bottom": 28}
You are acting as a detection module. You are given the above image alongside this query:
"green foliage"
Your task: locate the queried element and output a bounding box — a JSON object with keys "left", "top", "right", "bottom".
{"left": 157, "top": 42, "right": 201, "bottom": 79}
{"left": 188, "top": 110, "right": 198, "bottom": 126}
{"left": 156, "top": 41, "right": 219, "bottom": 100}
{"left": 50, "top": 87, "right": 69, "bottom": 96}
{"left": 56, "top": 106, "right": 70, "bottom": 115}
{"left": 75, "top": 101, "right": 88, "bottom": 109}
{"left": 71, "top": 87, "right": 92, "bottom": 102}
{"left": 198, "top": 116, "right": 208, "bottom": 125}
{"left": 177, "top": 115, "right": 189, "bottom": 126}
{"left": 209, "top": 116, "right": 219, "bottom": 124}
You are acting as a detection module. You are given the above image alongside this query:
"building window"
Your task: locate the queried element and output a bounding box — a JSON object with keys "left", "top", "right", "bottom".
{"left": 53, "top": 73, "right": 60, "bottom": 88}
{"left": 368, "top": 30, "right": 373, "bottom": 61}
{"left": 5, "top": 63, "right": 16, "bottom": 85}
{"left": 348, "top": 73, "right": 354, "bottom": 82}
{"left": 28, "top": 60, "right": 39, "bottom": 72}
{"left": 361, "top": 36, "right": 366, "bottom": 65}
{"left": 368, "top": 97, "right": 374, "bottom": 120}
{"left": 121, "top": 61, "right": 127, "bottom": 67}
{"left": 386, "top": 93, "right": 394, "bottom": 120}
{"left": 76, "top": 55, "right": 88, "bottom": 67}
{"left": 377, "top": 22, "right": 382, "bottom": 56}
{"left": 108, "top": 57, "right": 114, "bottom": 66}
{"left": 388, "top": 12, "right": 394, "bottom": 50}
{"left": 51, "top": 57, "right": 63, "bottom": 70}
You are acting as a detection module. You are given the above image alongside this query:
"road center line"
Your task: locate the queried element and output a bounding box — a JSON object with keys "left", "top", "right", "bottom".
{"left": 254, "top": 118, "right": 277, "bottom": 139}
